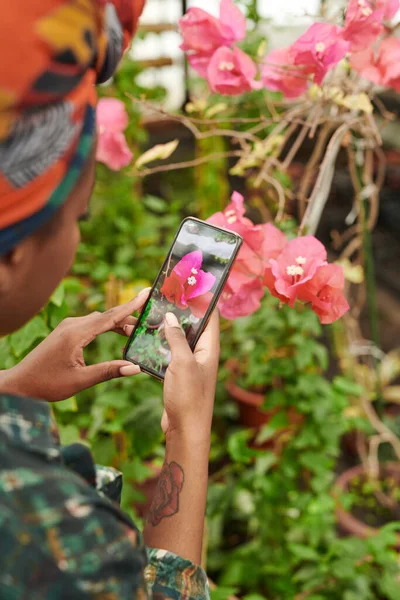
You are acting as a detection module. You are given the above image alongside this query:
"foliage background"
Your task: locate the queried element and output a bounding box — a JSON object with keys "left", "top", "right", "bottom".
{"left": 2, "top": 2, "right": 400, "bottom": 597}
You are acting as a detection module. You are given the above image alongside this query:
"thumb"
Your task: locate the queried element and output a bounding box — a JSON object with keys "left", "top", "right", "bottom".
{"left": 164, "top": 313, "right": 193, "bottom": 365}
{"left": 79, "top": 360, "right": 141, "bottom": 389}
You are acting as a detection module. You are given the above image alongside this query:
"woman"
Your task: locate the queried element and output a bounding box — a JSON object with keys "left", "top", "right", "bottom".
{"left": 0, "top": 2, "right": 219, "bottom": 599}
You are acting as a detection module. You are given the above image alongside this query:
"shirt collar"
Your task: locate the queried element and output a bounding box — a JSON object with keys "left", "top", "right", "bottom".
{"left": 0, "top": 394, "right": 60, "bottom": 457}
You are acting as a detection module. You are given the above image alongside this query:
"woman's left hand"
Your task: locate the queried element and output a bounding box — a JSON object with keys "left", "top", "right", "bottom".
{"left": 0, "top": 290, "right": 149, "bottom": 402}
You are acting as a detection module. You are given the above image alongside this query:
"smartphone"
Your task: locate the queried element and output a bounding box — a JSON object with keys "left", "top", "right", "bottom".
{"left": 123, "top": 217, "right": 243, "bottom": 381}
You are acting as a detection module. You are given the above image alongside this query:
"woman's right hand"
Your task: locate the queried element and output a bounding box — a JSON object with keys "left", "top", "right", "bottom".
{"left": 161, "top": 310, "right": 220, "bottom": 444}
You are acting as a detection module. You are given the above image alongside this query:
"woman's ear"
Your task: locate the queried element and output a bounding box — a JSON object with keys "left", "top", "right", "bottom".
{"left": 0, "top": 239, "right": 33, "bottom": 293}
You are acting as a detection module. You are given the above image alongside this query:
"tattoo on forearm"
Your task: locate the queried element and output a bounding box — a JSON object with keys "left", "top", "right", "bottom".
{"left": 148, "top": 461, "right": 184, "bottom": 527}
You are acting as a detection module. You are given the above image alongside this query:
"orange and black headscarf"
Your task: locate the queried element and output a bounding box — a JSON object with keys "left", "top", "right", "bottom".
{"left": 0, "top": 0, "right": 145, "bottom": 255}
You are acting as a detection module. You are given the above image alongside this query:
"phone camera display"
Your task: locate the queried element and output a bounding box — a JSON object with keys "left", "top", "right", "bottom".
{"left": 126, "top": 219, "right": 239, "bottom": 379}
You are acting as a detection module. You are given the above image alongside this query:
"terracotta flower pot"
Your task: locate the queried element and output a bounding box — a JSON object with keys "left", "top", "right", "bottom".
{"left": 335, "top": 462, "right": 400, "bottom": 546}
{"left": 225, "top": 378, "right": 276, "bottom": 428}
{"left": 225, "top": 359, "right": 303, "bottom": 432}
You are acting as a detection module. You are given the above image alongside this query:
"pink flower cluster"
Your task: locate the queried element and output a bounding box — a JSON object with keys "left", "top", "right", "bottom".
{"left": 208, "top": 192, "right": 350, "bottom": 324}
{"left": 96, "top": 98, "right": 132, "bottom": 171}
{"left": 179, "top": 0, "right": 261, "bottom": 95}
{"left": 263, "top": 0, "right": 400, "bottom": 97}
{"left": 180, "top": 0, "right": 400, "bottom": 97}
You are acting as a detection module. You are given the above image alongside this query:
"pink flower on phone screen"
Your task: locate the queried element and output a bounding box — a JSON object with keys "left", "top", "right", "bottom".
{"left": 161, "top": 251, "right": 216, "bottom": 318}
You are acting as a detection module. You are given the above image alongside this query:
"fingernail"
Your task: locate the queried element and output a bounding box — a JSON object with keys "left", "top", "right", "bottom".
{"left": 123, "top": 324, "right": 129, "bottom": 333}
{"left": 138, "top": 287, "right": 151, "bottom": 297}
{"left": 120, "top": 364, "right": 141, "bottom": 376}
{"left": 165, "top": 312, "right": 179, "bottom": 327}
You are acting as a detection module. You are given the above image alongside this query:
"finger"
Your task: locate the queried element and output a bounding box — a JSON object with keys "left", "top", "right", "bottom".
{"left": 85, "top": 288, "right": 151, "bottom": 338}
{"left": 164, "top": 312, "right": 194, "bottom": 366}
{"left": 121, "top": 324, "right": 135, "bottom": 338}
{"left": 112, "top": 317, "right": 137, "bottom": 336}
{"left": 79, "top": 360, "right": 141, "bottom": 389}
{"left": 194, "top": 309, "right": 220, "bottom": 367}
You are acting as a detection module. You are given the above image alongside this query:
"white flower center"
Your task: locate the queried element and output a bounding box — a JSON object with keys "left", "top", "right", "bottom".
{"left": 191, "top": 268, "right": 198, "bottom": 275}
{"left": 315, "top": 42, "right": 326, "bottom": 54}
{"left": 286, "top": 265, "right": 304, "bottom": 277}
{"left": 360, "top": 6, "right": 373, "bottom": 16}
{"left": 296, "top": 256, "right": 307, "bottom": 265}
{"left": 219, "top": 61, "right": 235, "bottom": 72}
{"left": 187, "top": 276, "right": 197, "bottom": 286}
{"left": 227, "top": 216, "right": 237, "bottom": 224}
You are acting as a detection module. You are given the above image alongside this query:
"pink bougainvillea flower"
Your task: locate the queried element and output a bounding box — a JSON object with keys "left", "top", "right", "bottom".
{"left": 262, "top": 47, "right": 312, "bottom": 98}
{"left": 351, "top": 37, "right": 400, "bottom": 91}
{"left": 208, "top": 192, "right": 287, "bottom": 318}
{"left": 377, "top": 0, "right": 400, "bottom": 20}
{"left": 179, "top": 0, "right": 246, "bottom": 78}
{"left": 161, "top": 250, "right": 216, "bottom": 318}
{"left": 219, "top": 278, "right": 265, "bottom": 319}
{"left": 96, "top": 98, "right": 133, "bottom": 171}
{"left": 290, "top": 23, "right": 350, "bottom": 85}
{"left": 342, "top": 0, "right": 384, "bottom": 52}
{"left": 350, "top": 47, "right": 384, "bottom": 85}
{"left": 267, "top": 236, "right": 327, "bottom": 306}
{"left": 219, "top": 0, "right": 247, "bottom": 42}
{"left": 208, "top": 192, "right": 286, "bottom": 285}
{"left": 297, "top": 264, "right": 350, "bottom": 324}
{"left": 207, "top": 46, "right": 261, "bottom": 95}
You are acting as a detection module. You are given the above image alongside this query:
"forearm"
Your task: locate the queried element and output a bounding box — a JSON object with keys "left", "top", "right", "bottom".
{"left": 143, "top": 432, "right": 210, "bottom": 565}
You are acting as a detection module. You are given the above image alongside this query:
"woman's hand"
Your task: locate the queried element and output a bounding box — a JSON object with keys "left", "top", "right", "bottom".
{"left": 0, "top": 290, "right": 150, "bottom": 402}
{"left": 162, "top": 310, "right": 220, "bottom": 443}
{"left": 142, "top": 311, "right": 220, "bottom": 563}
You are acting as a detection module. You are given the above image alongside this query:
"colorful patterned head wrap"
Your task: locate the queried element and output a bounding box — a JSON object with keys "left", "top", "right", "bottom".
{"left": 0, "top": 0, "right": 145, "bottom": 256}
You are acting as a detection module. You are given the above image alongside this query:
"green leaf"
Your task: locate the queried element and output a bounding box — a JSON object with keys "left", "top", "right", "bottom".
{"left": 143, "top": 195, "right": 169, "bottom": 214}
{"left": 227, "top": 430, "right": 260, "bottom": 464}
{"left": 119, "top": 458, "right": 154, "bottom": 484}
{"left": 333, "top": 377, "right": 363, "bottom": 397}
{"left": 268, "top": 411, "right": 289, "bottom": 430}
{"left": 10, "top": 316, "right": 49, "bottom": 357}
{"left": 255, "top": 452, "right": 276, "bottom": 475}
{"left": 54, "top": 397, "right": 78, "bottom": 413}
{"left": 50, "top": 283, "right": 65, "bottom": 307}
{"left": 379, "top": 571, "right": 400, "bottom": 600}
{"left": 58, "top": 424, "right": 80, "bottom": 446}
{"left": 289, "top": 543, "right": 320, "bottom": 561}
{"left": 211, "top": 587, "right": 238, "bottom": 600}
{"left": 0, "top": 337, "right": 13, "bottom": 369}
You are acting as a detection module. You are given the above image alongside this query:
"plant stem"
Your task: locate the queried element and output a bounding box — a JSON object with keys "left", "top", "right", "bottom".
{"left": 355, "top": 143, "right": 384, "bottom": 417}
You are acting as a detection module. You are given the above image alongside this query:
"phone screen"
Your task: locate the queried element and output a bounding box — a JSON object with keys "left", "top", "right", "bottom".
{"left": 124, "top": 218, "right": 242, "bottom": 379}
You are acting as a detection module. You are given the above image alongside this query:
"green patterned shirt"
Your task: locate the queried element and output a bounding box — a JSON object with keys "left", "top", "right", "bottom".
{"left": 0, "top": 394, "right": 209, "bottom": 600}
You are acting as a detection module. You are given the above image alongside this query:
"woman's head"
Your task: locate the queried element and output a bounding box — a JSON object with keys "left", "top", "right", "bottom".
{"left": 0, "top": 1, "right": 145, "bottom": 335}
{"left": 0, "top": 148, "right": 96, "bottom": 335}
